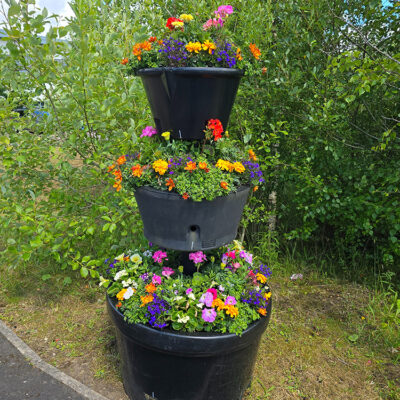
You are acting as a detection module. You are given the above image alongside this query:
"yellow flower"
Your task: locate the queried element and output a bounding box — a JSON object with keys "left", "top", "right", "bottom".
{"left": 256, "top": 273, "right": 267, "bottom": 284}
{"left": 202, "top": 40, "right": 216, "bottom": 55}
{"left": 225, "top": 305, "right": 239, "bottom": 318}
{"left": 171, "top": 21, "right": 184, "bottom": 28}
{"left": 233, "top": 162, "right": 245, "bottom": 173}
{"left": 221, "top": 263, "right": 226, "bottom": 269}
{"left": 179, "top": 14, "right": 193, "bottom": 22}
{"left": 116, "top": 289, "right": 127, "bottom": 301}
{"left": 161, "top": 131, "right": 171, "bottom": 140}
{"left": 212, "top": 298, "right": 226, "bottom": 311}
{"left": 152, "top": 159, "right": 168, "bottom": 175}
{"left": 140, "top": 294, "right": 154, "bottom": 307}
{"left": 186, "top": 41, "right": 202, "bottom": 53}
{"left": 215, "top": 159, "right": 234, "bottom": 172}
{"left": 264, "top": 292, "right": 271, "bottom": 301}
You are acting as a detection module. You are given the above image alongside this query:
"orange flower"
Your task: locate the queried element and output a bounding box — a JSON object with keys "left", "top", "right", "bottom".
{"left": 182, "top": 193, "right": 189, "bottom": 200}
{"left": 117, "top": 155, "right": 126, "bottom": 165}
{"left": 212, "top": 298, "right": 226, "bottom": 311}
{"left": 121, "top": 58, "right": 129, "bottom": 65}
{"left": 107, "top": 164, "right": 115, "bottom": 172}
{"left": 166, "top": 178, "right": 175, "bottom": 191}
{"left": 256, "top": 273, "right": 267, "bottom": 284}
{"left": 248, "top": 149, "right": 257, "bottom": 161}
{"left": 220, "top": 181, "right": 229, "bottom": 190}
{"left": 225, "top": 305, "right": 239, "bottom": 318}
{"left": 258, "top": 308, "right": 267, "bottom": 316}
{"left": 262, "top": 67, "right": 267, "bottom": 74}
{"left": 149, "top": 36, "right": 157, "bottom": 42}
{"left": 140, "top": 41, "right": 152, "bottom": 51}
{"left": 236, "top": 47, "right": 243, "bottom": 61}
{"left": 184, "top": 161, "right": 197, "bottom": 171}
{"left": 249, "top": 43, "right": 261, "bottom": 60}
{"left": 253, "top": 186, "right": 259, "bottom": 192}
{"left": 145, "top": 283, "right": 157, "bottom": 293}
{"left": 233, "top": 162, "right": 245, "bottom": 173}
{"left": 116, "top": 289, "right": 127, "bottom": 301}
{"left": 158, "top": 40, "right": 163, "bottom": 45}
{"left": 140, "top": 294, "right": 154, "bottom": 307}
{"left": 152, "top": 159, "right": 168, "bottom": 175}
{"left": 116, "top": 301, "right": 122, "bottom": 308}
{"left": 113, "top": 180, "right": 122, "bottom": 192}
{"left": 112, "top": 169, "right": 122, "bottom": 180}
{"left": 198, "top": 162, "right": 208, "bottom": 170}
{"left": 133, "top": 43, "right": 142, "bottom": 60}
{"left": 131, "top": 164, "right": 143, "bottom": 177}
{"left": 124, "top": 256, "right": 130, "bottom": 261}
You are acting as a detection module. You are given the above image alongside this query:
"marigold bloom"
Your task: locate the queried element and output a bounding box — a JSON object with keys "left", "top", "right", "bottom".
{"left": 171, "top": 20, "right": 184, "bottom": 28}
{"left": 186, "top": 41, "right": 202, "bottom": 53}
{"left": 145, "top": 283, "right": 157, "bottom": 293}
{"left": 140, "top": 41, "right": 152, "bottom": 51}
{"left": 117, "top": 155, "right": 126, "bottom": 165}
{"left": 220, "top": 181, "right": 229, "bottom": 190}
{"left": 121, "top": 57, "right": 129, "bottom": 65}
{"left": 132, "top": 43, "right": 142, "bottom": 60}
{"left": 182, "top": 193, "right": 189, "bottom": 200}
{"left": 166, "top": 178, "right": 175, "bottom": 191}
{"left": 166, "top": 17, "right": 184, "bottom": 30}
{"left": 184, "top": 161, "right": 197, "bottom": 171}
{"left": 253, "top": 186, "right": 259, "bottom": 192}
{"left": 198, "top": 162, "right": 208, "bottom": 170}
{"left": 152, "top": 159, "right": 168, "bottom": 175}
{"left": 212, "top": 298, "right": 226, "bottom": 311}
{"left": 258, "top": 308, "right": 267, "bottom": 316}
{"left": 180, "top": 14, "right": 194, "bottom": 22}
{"left": 256, "top": 273, "right": 268, "bottom": 284}
{"left": 113, "top": 180, "right": 122, "bottom": 191}
{"left": 225, "top": 305, "right": 239, "bottom": 318}
{"left": 248, "top": 149, "right": 257, "bottom": 161}
{"left": 249, "top": 43, "right": 261, "bottom": 60}
{"left": 236, "top": 47, "right": 242, "bottom": 61}
{"left": 140, "top": 294, "right": 154, "bottom": 307}
{"left": 202, "top": 40, "right": 216, "bottom": 54}
{"left": 116, "top": 289, "right": 127, "bottom": 301}
{"left": 112, "top": 169, "right": 122, "bottom": 180}
{"left": 131, "top": 164, "right": 143, "bottom": 177}
{"left": 107, "top": 164, "right": 115, "bottom": 172}
{"left": 216, "top": 159, "right": 234, "bottom": 172}
{"left": 233, "top": 162, "right": 245, "bottom": 173}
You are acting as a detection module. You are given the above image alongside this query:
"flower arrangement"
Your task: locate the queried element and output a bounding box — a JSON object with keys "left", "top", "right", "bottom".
{"left": 108, "top": 119, "right": 264, "bottom": 201}
{"left": 100, "top": 242, "right": 271, "bottom": 335}
{"left": 122, "top": 5, "right": 263, "bottom": 72}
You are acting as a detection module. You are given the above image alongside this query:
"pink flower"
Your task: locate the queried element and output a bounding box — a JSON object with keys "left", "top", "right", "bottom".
{"left": 215, "top": 5, "right": 233, "bottom": 19}
{"left": 140, "top": 126, "right": 157, "bottom": 137}
{"left": 189, "top": 251, "right": 207, "bottom": 264}
{"left": 202, "top": 308, "right": 217, "bottom": 323}
{"left": 186, "top": 288, "right": 193, "bottom": 295}
{"left": 153, "top": 250, "right": 168, "bottom": 264}
{"left": 206, "top": 288, "right": 218, "bottom": 300}
{"left": 239, "top": 250, "right": 253, "bottom": 264}
{"left": 232, "top": 262, "right": 241, "bottom": 270}
{"left": 202, "top": 18, "right": 224, "bottom": 31}
{"left": 199, "top": 292, "right": 214, "bottom": 307}
{"left": 162, "top": 267, "right": 175, "bottom": 277}
{"left": 226, "top": 251, "right": 236, "bottom": 259}
{"left": 225, "top": 296, "right": 237, "bottom": 305}
{"left": 152, "top": 274, "right": 162, "bottom": 285}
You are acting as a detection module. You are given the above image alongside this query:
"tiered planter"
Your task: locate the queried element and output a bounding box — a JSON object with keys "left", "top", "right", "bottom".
{"left": 108, "top": 67, "right": 271, "bottom": 400}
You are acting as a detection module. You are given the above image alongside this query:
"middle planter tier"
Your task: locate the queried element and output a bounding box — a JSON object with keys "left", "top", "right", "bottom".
{"left": 134, "top": 186, "right": 250, "bottom": 251}
{"left": 137, "top": 67, "right": 244, "bottom": 140}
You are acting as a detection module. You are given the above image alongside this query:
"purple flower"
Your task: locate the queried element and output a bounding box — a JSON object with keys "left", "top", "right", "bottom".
{"left": 140, "top": 273, "right": 149, "bottom": 282}
{"left": 225, "top": 296, "right": 237, "bottom": 306}
{"left": 140, "top": 126, "right": 157, "bottom": 138}
{"left": 199, "top": 292, "right": 214, "bottom": 307}
{"left": 153, "top": 250, "right": 168, "bottom": 264}
{"left": 186, "top": 288, "right": 193, "bottom": 295}
{"left": 202, "top": 308, "right": 217, "bottom": 323}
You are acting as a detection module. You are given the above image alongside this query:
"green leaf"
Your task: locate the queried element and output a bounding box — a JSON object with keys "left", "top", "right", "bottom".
{"left": 80, "top": 267, "right": 89, "bottom": 278}
{"left": 63, "top": 277, "right": 72, "bottom": 286}
{"left": 348, "top": 334, "right": 359, "bottom": 343}
{"left": 41, "top": 274, "right": 51, "bottom": 281}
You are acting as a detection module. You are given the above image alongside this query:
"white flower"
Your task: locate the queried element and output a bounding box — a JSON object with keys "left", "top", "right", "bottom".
{"left": 130, "top": 254, "right": 143, "bottom": 264}
{"left": 123, "top": 287, "right": 135, "bottom": 300}
{"left": 196, "top": 303, "right": 204, "bottom": 309}
{"left": 177, "top": 315, "right": 190, "bottom": 323}
{"left": 122, "top": 278, "right": 137, "bottom": 288}
{"left": 174, "top": 296, "right": 184, "bottom": 301}
{"left": 188, "top": 293, "right": 196, "bottom": 300}
{"left": 115, "top": 253, "right": 125, "bottom": 262}
{"left": 218, "top": 285, "right": 225, "bottom": 292}
{"left": 114, "top": 269, "right": 128, "bottom": 281}
{"left": 98, "top": 276, "right": 109, "bottom": 287}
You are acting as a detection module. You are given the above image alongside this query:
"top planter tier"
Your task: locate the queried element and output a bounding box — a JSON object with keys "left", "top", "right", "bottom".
{"left": 137, "top": 67, "right": 244, "bottom": 140}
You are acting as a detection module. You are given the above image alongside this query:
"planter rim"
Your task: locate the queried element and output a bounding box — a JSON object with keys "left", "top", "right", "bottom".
{"left": 137, "top": 67, "right": 244, "bottom": 77}
{"left": 107, "top": 293, "right": 271, "bottom": 356}
{"left": 135, "top": 184, "right": 250, "bottom": 202}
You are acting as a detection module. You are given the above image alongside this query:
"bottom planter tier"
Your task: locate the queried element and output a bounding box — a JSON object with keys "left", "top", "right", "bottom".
{"left": 134, "top": 186, "right": 250, "bottom": 251}
{"left": 107, "top": 294, "right": 271, "bottom": 400}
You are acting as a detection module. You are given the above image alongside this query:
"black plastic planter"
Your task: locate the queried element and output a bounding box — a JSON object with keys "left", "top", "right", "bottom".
{"left": 107, "top": 294, "right": 271, "bottom": 400}
{"left": 134, "top": 186, "right": 250, "bottom": 251}
{"left": 137, "top": 67, "right": 244, "bottom": 140}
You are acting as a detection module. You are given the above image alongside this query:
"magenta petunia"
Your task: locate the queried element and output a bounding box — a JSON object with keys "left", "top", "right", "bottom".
{"left": 186, "top": 288, "right": 193, "bottom": 295}
{"left": 153, "top": 250, "right": 168, "bottom": 264}
{"left": 140, "top": 126, "right": 157, "bottom": 138}
{"left": 199, "top": 292, "right": 214, "bottom": 307}
{"left": 225, "top": 296, "right": 237, "bottom": 305}
{"left": 215, "top": 5, "right": 233, "bottom": 19}
{"left": 189, "top": 251, "right": 207, "bottom": 264}
{"left": 202, "top": 308, "right": 217, "bottom": 323}
{"left": 162, "top": 267, "right": 175, "bottom": 277}
{"left": 206, "top": 288, "right": 218, "bottom": 300}
{"left": 152, "top": 274, "right": 162, "bottom": 285}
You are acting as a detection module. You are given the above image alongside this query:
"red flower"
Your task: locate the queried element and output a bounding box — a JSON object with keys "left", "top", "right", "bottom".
{"left": 121, "top": 58, "right": 129, "bottom": 65}
{"left": 206, "top": 288, "right": 218, "bottom": 300}
{"left": 207, "top": 119, "right": 224, "bottom": 141}
{"left": 182, "top": 193, "right": 189, "bottom": 200}
{"left": 149, "top": 36, "right": 157, "bottom": 42}
{"left": 166, "top": 17, "right": 184, "bottom": 30}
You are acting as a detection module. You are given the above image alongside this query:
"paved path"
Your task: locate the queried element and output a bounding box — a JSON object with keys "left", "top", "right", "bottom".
{"left": 0, "top": 320, "right": 109, "bottom": 400}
